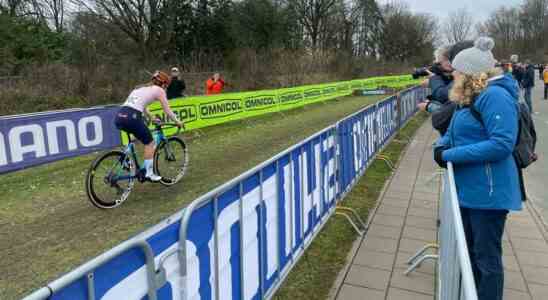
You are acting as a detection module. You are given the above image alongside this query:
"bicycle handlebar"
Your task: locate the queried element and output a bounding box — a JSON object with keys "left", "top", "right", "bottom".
{"left": 153, "top": 122, "right": 184, "bottom": 135}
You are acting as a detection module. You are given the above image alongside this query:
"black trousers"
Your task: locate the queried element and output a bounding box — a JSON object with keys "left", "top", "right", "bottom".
{"left": 460, "top": 207, "right": 508, "bottom": 300}
{"left": 544, "top": 83, "right": 548, "bottom": 99}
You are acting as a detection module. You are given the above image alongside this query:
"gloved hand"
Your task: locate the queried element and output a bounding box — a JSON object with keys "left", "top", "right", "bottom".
{"left": 434, "top": 146, "right": 449, "bottom": 169}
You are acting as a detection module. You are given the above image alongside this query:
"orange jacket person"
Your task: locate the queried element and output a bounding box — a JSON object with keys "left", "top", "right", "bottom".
{"left": 206, "top": 73, "right": 225, "bottom": 95}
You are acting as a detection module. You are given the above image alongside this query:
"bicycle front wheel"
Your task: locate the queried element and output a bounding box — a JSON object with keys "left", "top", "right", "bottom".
{"left": 154, "top": 137, "right": 189, "bottom": 186}
{"left": 86, "top": 151, "right": 136, "bottom": 209}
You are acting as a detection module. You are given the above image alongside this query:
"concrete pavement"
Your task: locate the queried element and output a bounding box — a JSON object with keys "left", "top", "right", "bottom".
{"left": 331, "top": 118, "right": 548, "bottom": 300}
{"left": 523, "top": 72, "right": 548, "bottom": 226}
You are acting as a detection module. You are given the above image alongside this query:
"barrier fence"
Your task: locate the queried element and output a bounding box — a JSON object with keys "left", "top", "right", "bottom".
{"left": 438, "top": 163, "right": 478, "bottom": 300}
{"left": 0, "top": 75, "right": 420, "bottom": 175}
{"left": 23, "top": 86, "right": 425, "bottom": 300}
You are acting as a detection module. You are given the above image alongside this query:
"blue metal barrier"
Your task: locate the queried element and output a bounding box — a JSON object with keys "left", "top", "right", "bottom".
{"left": 22, "top": 86, "right": 425, "bottom": 300}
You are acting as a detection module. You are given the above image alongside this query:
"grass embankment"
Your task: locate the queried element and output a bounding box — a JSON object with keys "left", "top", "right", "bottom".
{"left": 274, "top": 112, "right": 428, "bottom": 300}
{"left": 0, "top": 94, "right": 386, "bottom": 299}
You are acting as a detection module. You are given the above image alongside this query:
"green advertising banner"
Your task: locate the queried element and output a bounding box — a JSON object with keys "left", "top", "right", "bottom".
{"left": 126, "top": 74, "right": 420, "bottom": 142}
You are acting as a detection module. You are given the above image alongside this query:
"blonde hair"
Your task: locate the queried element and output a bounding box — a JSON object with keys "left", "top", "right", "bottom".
{"left": 449, "top": 68, "right": 503, "bottom": 105}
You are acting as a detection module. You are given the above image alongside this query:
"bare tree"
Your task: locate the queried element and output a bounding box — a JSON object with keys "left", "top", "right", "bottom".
{"left": 286, "top": 0, "right": 338, "bottom": 49}
{"left": 73, "top": 0, "right": 179, "bottom": 60}
{"left": 443, "top": 8, "right": 474, "bottom": 44}
{"left": 0, "top": 0, "right": 27, "bottom": 16}
{"left": 379, "top": 2, "right": 438, "bottom": 64}
{"left": 519, "top": 0, "right": 547, "bottom": 56}
{"left": 480, "top": 6, "right": 525, "bottom": 59}
{"left": 43, "top": 0, "right": 65, "bottom": 32}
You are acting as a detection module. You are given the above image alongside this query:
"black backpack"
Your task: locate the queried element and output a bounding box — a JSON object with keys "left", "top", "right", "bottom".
{"left": 469, "top": 101, "right": 537, "bottom": 200}
{"left": 431, "top": 101, "right": 457, "bottom": 135}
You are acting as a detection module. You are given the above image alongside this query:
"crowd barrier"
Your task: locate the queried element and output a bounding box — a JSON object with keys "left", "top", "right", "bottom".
{"left": 22, "top": 86, "right": 425, "bottom": 300}
{"left": 438, "top": 163, "right": 478, "bottom": 300}
{"left": 0, "top": 75, "right": 420, "bottom": 175}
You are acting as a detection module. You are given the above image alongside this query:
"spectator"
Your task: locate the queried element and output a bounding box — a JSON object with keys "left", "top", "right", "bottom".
{"left": 539, "top": 64, "right": 545, "bottom": 81}
{"left": 205, "top": 73, "right": 225, "bottom": 95}
{"left": 522, "top": 60, "right": 536, "bottom": 113}
{"left": 511, "top": 62, "right": 523, "bottom": 87}
{"left": 501, "top": 61, "right": 512, "bottom": 74}
{"left": 166, "top": 67, "right": 186, "bottom": 100}
{"left": 542, "top": 65, "right": 548, "bottom": 100}
{"left": 434, "top": 37, "right": 521, "bottom": 300}
{"left": 417, "top": 40, "right": 474, "bottom": 114}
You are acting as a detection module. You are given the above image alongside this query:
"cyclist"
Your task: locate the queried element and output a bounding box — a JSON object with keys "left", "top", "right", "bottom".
{"left": 115, "top": 71, "right": 183, "bottom": 182}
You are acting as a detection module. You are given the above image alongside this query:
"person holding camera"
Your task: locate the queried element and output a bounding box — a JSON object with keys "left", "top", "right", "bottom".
{"left": 434, "top": 37, "right": 521, "bottom": 300}
{"left": 417, "top": 41, "right": 474, "bottom": 114}
{"left": 205, "top": 72, "right": 225, "bottom": 95}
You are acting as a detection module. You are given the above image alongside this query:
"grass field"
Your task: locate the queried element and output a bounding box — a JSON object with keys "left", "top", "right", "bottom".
{"left": 274, "top": 112, "right": 428, "bottom": 299}
{"left": 0, "top": 94, "right": 390, "bottom": 299}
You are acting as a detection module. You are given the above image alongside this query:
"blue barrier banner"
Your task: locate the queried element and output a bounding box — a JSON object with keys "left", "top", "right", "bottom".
{"left": 22, "top": 88, "right": 425, "bottom": 300}
{"left": 177, "top": 128, "right": 338, "bottom": 300}
{"left": 0, "top": 107, "right": 121, "bottom": 174}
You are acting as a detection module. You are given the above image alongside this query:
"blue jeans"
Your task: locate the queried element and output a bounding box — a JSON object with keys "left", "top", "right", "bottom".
{"left": 460, "top": 207, "right": 508, "bottom": 300}
{"left": 524, "top": 87, "right": 533, "bottom": 113}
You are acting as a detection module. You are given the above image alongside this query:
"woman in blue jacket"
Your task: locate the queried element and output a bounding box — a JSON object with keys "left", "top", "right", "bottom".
{"left": 434, "top": 37, "right": 522, "bottom": 300}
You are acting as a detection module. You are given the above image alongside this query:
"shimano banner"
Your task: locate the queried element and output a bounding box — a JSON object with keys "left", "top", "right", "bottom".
{"left": 0, "top": 107, "right": 121, "bottom": 174}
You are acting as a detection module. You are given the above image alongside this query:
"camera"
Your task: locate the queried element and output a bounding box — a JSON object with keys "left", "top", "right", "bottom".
{"left": 412, "top": 62, "right": 452, "bottom": 81}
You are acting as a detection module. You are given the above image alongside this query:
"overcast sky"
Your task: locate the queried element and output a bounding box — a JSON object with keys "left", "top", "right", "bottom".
{"left": 376, "top": 0, "right": 524, "bottom": 22}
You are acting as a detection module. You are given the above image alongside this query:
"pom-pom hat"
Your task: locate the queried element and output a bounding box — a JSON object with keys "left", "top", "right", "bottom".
{"left": 452, "top": 37, "right": 497, "bottom": 76}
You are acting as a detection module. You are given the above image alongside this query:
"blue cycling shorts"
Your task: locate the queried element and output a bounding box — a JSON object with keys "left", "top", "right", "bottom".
{"left": 114, "top": 106, "right": 153, "bottom": 145}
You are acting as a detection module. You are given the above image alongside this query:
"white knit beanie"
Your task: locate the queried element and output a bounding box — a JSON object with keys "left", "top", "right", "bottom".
{"left": 452, "top": 37, "right": 496, "bottom": 76}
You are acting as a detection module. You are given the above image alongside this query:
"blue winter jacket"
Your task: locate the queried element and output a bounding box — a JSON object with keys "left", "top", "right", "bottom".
{"left": 437, "top": 74, "right": 522, "bottom": 211}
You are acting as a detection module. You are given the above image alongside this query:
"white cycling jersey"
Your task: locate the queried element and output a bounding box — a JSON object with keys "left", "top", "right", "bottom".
{"left": 123, "top": 85, "right": 178, "bottom": 121}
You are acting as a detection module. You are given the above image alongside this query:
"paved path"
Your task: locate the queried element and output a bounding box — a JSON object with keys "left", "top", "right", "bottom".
{"left": 523, "top": 72, "right": 548, "bottom": 223}
{"left": 331, "top": 120, "right": 548, "bottom": 300}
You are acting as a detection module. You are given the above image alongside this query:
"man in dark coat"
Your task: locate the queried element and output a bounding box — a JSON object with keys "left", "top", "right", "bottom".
{"left": 512, "top": 63, "right": 523, "bottom": 87}
{"left": 167, "top": 67, "right": 186, "bottom": 100}
{"left": 522, "top": 61, "right": 536, "bottom": 113}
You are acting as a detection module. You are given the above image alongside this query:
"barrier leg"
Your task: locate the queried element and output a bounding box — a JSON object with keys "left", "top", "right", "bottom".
{"left": 335, "top": 212, "right": 364, "bottom": 235}
{"left": 406, "top": 243, "right": 439, "bottom": 265}
{"left": 375, "top": 155, "right": 395, "bottom": 171}
{"left": 336, "top": 206, "right": 367, "bottom": 230}
{"left": 404, "top": 254, "right": 438, "bottom": 276}
{"left": 393, "top": 133, "right": 411, "bottom": 144}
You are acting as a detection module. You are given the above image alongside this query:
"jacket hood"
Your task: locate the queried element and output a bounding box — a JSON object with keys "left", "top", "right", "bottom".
{"left": 488, "top": 74, "right": 519, "bottom": 100}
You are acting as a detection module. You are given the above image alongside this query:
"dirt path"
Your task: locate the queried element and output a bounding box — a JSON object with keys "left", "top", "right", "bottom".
{"left": 0, "top": 95, "right": 384, "bottom": 299}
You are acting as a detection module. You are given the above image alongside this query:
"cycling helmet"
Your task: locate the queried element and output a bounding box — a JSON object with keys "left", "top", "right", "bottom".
{"left": 152, "top": 71, "right": 171, "bottom": 86}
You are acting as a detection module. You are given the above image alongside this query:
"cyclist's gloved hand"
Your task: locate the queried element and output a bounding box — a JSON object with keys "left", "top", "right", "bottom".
{"left": 152, "top": 117, "right": 162, "bottom": 125}
{"left": 176, "top": 121, "right": 184, "bottom": 129}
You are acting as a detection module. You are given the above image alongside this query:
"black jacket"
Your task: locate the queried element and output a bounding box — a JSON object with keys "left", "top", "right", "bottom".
{"left": 522, "top": 65, "right": 535, "bottom": 88}
{"left": 512, "top": 65, "right": 523, "bottom": 86}
{"left": 428, "top": 75, "right": 453, "bottom": 104}
{"left": 167, "top": 78, "right": 186, "bottom": 99}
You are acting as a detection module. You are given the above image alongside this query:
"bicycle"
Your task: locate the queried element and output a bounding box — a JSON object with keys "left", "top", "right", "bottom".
{"left": 85, "top": 122, "right": 188, "bottom": 209}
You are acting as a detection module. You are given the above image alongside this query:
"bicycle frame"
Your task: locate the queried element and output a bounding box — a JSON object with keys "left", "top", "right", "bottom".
{"left": 111, "top": 126, "right": 170, "bottom": 183}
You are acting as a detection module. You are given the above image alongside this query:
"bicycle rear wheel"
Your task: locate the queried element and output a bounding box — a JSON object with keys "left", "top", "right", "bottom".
{"left": 86, "top": 151, "right": 136, "bottom": 209}
{"left": 154, "top": 137, "right": 189, "bottom": 186}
